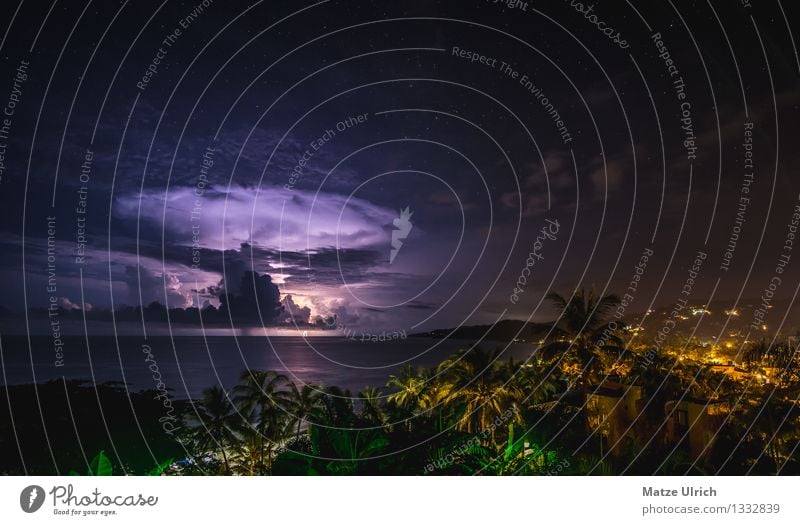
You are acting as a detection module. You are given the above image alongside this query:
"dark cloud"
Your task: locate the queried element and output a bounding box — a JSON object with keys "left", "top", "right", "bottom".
{"left": 220, "top": 271, "right": 282, "bottom": 324}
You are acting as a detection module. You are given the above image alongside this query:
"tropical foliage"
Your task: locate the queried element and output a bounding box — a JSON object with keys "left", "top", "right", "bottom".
{"left": 3, "top": 289, "right": 800, "bottom": 475}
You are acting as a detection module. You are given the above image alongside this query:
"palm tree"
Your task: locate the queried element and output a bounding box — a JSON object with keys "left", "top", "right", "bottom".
{"left": 187, "top": 385, "right": 240, "bottom": 474}
{"left": 358, "top": 386, "right": 386, "bottom": 426}
{"left": 232, "top": 370, "right": 291, "bottom": 473}
{"left": 287, "top": 382, "right": 323, "bottom": 442}
{"left": 537, "top": 288, "right": 625, "bottom": 389}
{"left": 417, "top": 368, "right": 449, "bottom": 433}
{"left": 509, "top": 357, "right": 562, "bottom": 408}
{"left": 234, "top": 370, "right": 291, "bottom": 414}
{"left": 317, "top": 386, "right": 358, "bottom": 428}
{"left": 229, "top": 425, "right": 263, "bottom": 476}
{"left": 387, "top": 364, "right": 426, "bottom": 411}
{"left": 436, "top": 347, "right": 522, "bottom": 441}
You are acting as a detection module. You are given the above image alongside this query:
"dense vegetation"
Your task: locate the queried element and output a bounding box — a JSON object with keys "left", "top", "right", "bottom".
{"left": 3, "top": 289, "right": 800, "bottom": 475}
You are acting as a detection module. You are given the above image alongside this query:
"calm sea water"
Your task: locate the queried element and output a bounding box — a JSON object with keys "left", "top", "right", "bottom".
{"left": 0, "top": 336, "right": 538, "bottom": 399}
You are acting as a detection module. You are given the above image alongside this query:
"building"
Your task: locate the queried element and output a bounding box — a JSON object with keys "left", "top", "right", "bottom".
{"left": 664, "top": 398, "right": 729, "bottom": 461}
{"left": 708, "top": 363, "right": 748, "bottom": 381}
{"left": 585, "top": 380, "right": 643, "bottom": 456}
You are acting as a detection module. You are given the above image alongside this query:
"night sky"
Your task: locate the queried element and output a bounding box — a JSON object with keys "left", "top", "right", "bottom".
{"left": 1, "top": 0, "right": 799, "bottom": 335}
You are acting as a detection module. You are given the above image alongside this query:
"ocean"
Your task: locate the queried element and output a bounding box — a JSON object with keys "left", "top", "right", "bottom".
{"left": 0, "top": 336, "right": 539, "bottom": 399}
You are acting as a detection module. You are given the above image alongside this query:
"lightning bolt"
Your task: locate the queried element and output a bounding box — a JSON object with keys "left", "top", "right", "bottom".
{"left": 28, "top": 487, "right": 37, "bottom": 509}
